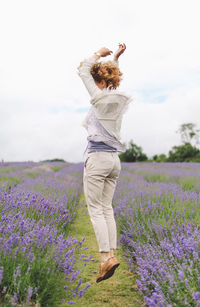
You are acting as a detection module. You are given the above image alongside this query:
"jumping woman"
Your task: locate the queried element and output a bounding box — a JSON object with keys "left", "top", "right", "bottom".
{"left": 77, "top": 43, "right": 132, "bottom": 283}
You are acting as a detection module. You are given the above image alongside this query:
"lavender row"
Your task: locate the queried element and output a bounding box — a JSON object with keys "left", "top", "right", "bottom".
{"left": 0, "top": 162, "right": 91, "bottom": 306}
{"left": 113, "top": 163, "right": 200, "bottom": 307}
{"left": 123, "top": 162, "right": 200, "bottom": 191}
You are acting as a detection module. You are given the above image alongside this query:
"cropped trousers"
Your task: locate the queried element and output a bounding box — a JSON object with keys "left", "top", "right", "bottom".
{"left": 83, "top": 151, "right": 121, "bottom": 252}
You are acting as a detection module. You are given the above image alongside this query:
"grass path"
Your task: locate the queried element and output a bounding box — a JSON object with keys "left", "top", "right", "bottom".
{"left": 64, "top": 193, "right": 144, "bottom": 307}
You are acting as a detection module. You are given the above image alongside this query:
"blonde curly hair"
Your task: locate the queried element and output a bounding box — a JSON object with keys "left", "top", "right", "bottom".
{"left": 90, "top": 60, "right": 123, "bottom": 90}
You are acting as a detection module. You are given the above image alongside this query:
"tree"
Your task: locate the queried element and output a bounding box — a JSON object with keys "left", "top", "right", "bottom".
{"left": 153, "top": 154, "right": 167, "bottom": 162}
{"left": 119, "top": 139, "right": 148, "bottom": 162}
{"left": 168, "top": 142, "right": 200, "bottom": 162}
{"left": 176, "top": 123, "right": 200, "bottom": 145}
{"left": 40, "top": 158, "right": 66, "bottom": 162}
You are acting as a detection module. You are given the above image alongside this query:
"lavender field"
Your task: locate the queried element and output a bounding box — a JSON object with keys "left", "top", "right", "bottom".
{"left": 0, "top": 161, "right": 92, "bottom": 306}
{"left": 113, "top": 162, "right": 200, "bottom": 307}
{"left": 1, "top": 161, "right": 200, "bottom": 306}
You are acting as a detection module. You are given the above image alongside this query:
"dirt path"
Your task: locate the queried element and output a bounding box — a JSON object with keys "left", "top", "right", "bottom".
{"left": 65, "top": 193, "right": 144, "bottom": 307}
{"left": 23, "top": 163, "right": 53, "bottom": 173}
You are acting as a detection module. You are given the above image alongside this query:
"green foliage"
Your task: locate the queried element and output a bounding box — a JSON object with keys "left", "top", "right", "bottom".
{"left": 177, "top": 177, "right": 199, "bottom": 191}
{"left": 188, "top": 152, "right": 200, "bottom": 162}
{"left": 153, "top": 154, "right": 168, "bottom": 162}
{"left": 51, "top": 164, "right": 69, "bottom": 172}
{"left": 26, "top": 172, "right": 41, "bottom": 178}
{"left": 119, "top": 140, "right": 148, "bottom": 162}
{"left": 151, "top": 122, "right": 200, "bottom": 162}
{"left": 142, "top": 173, "right": 170, "bottom": 183}
{"left": 0, "top": 249, "right": 70, "bottom": 307}
{"left": 67, "top": 195, "right": 143, "bottom": 307}
{"left": 119, "top": 122, "right": 200, "bottom": 163}
{"left": 0, "top": 168, "right": 17, "bottom": 174}
{"left": 40, "top": 158, "right": 66, "bottom": 162}
{"left": 0, "top": 176, "right": 22, "bottom": 189}
{"left": 167, "top": 142, "right": 200, "bottom": 162}
{"left": 176, "top": 123, "right": 200, "bottom": 145}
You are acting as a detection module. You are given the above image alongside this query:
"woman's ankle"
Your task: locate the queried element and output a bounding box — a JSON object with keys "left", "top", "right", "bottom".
{"left": 110, "top": 248, "right": 114, "bottom": 258}
{"left": 100, "top": 251, "right": 110, "bottom": 264}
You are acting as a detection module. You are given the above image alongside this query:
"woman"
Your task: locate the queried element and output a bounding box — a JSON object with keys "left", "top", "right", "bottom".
{"left": 77, "top": 43, "right": 132, "bottom": 283}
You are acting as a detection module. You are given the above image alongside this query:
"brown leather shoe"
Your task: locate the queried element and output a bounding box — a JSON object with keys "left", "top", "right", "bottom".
{"left": 96, "top": 256, "right": 120, "bottom": 283}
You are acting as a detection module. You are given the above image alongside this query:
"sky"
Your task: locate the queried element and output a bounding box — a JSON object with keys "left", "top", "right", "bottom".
{"left": 0, "top": 0, "right": 200, "bottom": 163}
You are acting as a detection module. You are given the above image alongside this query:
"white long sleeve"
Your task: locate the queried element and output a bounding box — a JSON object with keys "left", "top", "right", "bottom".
{"left": 77, "top": 56, "right": 119, "bottom": 98}
{"left": 77, "top": 56, "right": 101, "bottom": 98}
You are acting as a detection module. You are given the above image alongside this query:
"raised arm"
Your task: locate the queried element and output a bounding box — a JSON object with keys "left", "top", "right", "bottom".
{"left": 113, "top": 43, "right": 126, "bottom": 62}
{"left": 77, "top": 47, "right": 113, "bottom": 98}
{"left": 77, "top": 56, "right": 101, "bottom": 97}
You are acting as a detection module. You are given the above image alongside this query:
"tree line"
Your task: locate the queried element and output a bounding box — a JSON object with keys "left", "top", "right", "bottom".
{"left": 119, "top": 123, "right": 200, "bottom": 162}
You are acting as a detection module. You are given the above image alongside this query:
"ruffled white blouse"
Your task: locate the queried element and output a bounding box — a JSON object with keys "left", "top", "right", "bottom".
{"left": 77, "top": 55, "right": 133, "bottom": 161}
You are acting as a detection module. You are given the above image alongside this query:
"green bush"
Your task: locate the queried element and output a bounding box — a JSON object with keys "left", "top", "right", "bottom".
{"left": 119, "top": 140, "right": 148, "bottom": 162}
{"left": 153, "top": 154, "right": 168, "bottom": 162}
{"left": 167, "top": 143, "right": 200, "bottom": 162}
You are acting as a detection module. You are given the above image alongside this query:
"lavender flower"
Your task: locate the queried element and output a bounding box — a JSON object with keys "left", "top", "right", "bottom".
{"left": 0, "top": 162, "right": 91, "bottom": 305}
{"left": 0, "top": 267, "right": 3, "bottom": 284}
{"left": 113, "top": 162, "right": 200, "bottom": 306}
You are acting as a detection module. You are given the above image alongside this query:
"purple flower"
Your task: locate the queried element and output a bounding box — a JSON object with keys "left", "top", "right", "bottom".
{"left": 0, "top": 162, "right": 90, "bottom": 305}
{"left": 185, "top": 279, "right": 189, "bottom": 288}
{"left": 193, "top": 292, "right": 200, "bottom": 300}
{"left": 12, "top": 292, "right": 18, "bottom": 306}
{"left": 26, "top": 286, "right": 33, "bottom": 304}
{"left": 112, "top": 162, "right": 200, "bottom": 306}
{"left": 13, "top": 264, "right": 21, "bottom": 282}
{"left": 0, "top": 267, "right": 3, "bottom": 284}
{"left": 178, "top": 270, "right": 184, "bottom": 280}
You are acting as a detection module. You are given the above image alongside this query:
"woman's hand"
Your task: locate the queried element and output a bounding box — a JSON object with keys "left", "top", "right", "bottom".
{"left": 113, "top": 43, "right": 126, "bottom": 61}
{"left": 96, "top": 47, "right": 113, "bottom": 57}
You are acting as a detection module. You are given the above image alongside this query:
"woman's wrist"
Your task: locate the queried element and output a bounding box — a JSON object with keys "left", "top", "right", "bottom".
{"left": 93, "top": 51, "right": 101, "bottom": 60}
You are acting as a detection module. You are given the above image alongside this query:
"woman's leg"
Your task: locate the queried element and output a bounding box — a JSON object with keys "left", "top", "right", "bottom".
{"left": 83, "top": 152, "right": 121, "bottom": 282}
{"left": 101, "top": 177, "right": 117, "bottom": 248}
{"left": 101, "top": 152, "right": 121, "bottom": 257}
{"left": 83, "top": 152, "right": 114, "bottom": 257}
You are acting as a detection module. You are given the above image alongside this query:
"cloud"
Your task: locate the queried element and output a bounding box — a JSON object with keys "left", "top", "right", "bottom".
{"left": 0, "top": 0, "right": 200, "bottom": 162}
{"left": 0, "top": 107, "right": 87, "bottom": 162}
{"left": 121, "top": 86, "right": 200, "bottom": 158}
{"left": 1, "top": 85, "right": 200, "bottom": 162}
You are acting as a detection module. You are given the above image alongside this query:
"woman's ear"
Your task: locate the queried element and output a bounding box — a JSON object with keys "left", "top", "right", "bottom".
{"left": 101, "top": 79, "right": 106, "bottom": 87}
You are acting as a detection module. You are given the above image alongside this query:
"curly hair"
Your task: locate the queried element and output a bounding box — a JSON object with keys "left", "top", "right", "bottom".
{"left": 90, "top": 60, "right": 123, "bottom": 90}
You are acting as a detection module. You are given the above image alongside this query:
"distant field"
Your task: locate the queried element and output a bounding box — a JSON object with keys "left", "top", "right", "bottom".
{"left": 1, "top": 161, "right": 200, "bottom": 306}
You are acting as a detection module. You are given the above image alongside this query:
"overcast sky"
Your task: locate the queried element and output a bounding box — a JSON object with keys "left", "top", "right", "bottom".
{"left": 1, "top": 0, "right": 200, "bottom": 162}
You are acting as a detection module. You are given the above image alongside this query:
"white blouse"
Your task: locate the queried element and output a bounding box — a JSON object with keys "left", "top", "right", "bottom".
{"left": 77, "top": 55, "right": 133, "bottom": 160}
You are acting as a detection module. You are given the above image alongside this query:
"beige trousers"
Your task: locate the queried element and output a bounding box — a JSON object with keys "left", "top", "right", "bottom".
{"left": 83, "top": 151, "right": 121, "bottom": 252}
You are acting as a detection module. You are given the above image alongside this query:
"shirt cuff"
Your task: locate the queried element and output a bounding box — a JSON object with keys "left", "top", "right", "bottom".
{"left": 85, "top": 56, "right": 97, "bottom": 63}
{"left": 114, "top": 59, "right": 119, "bottom": 66}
